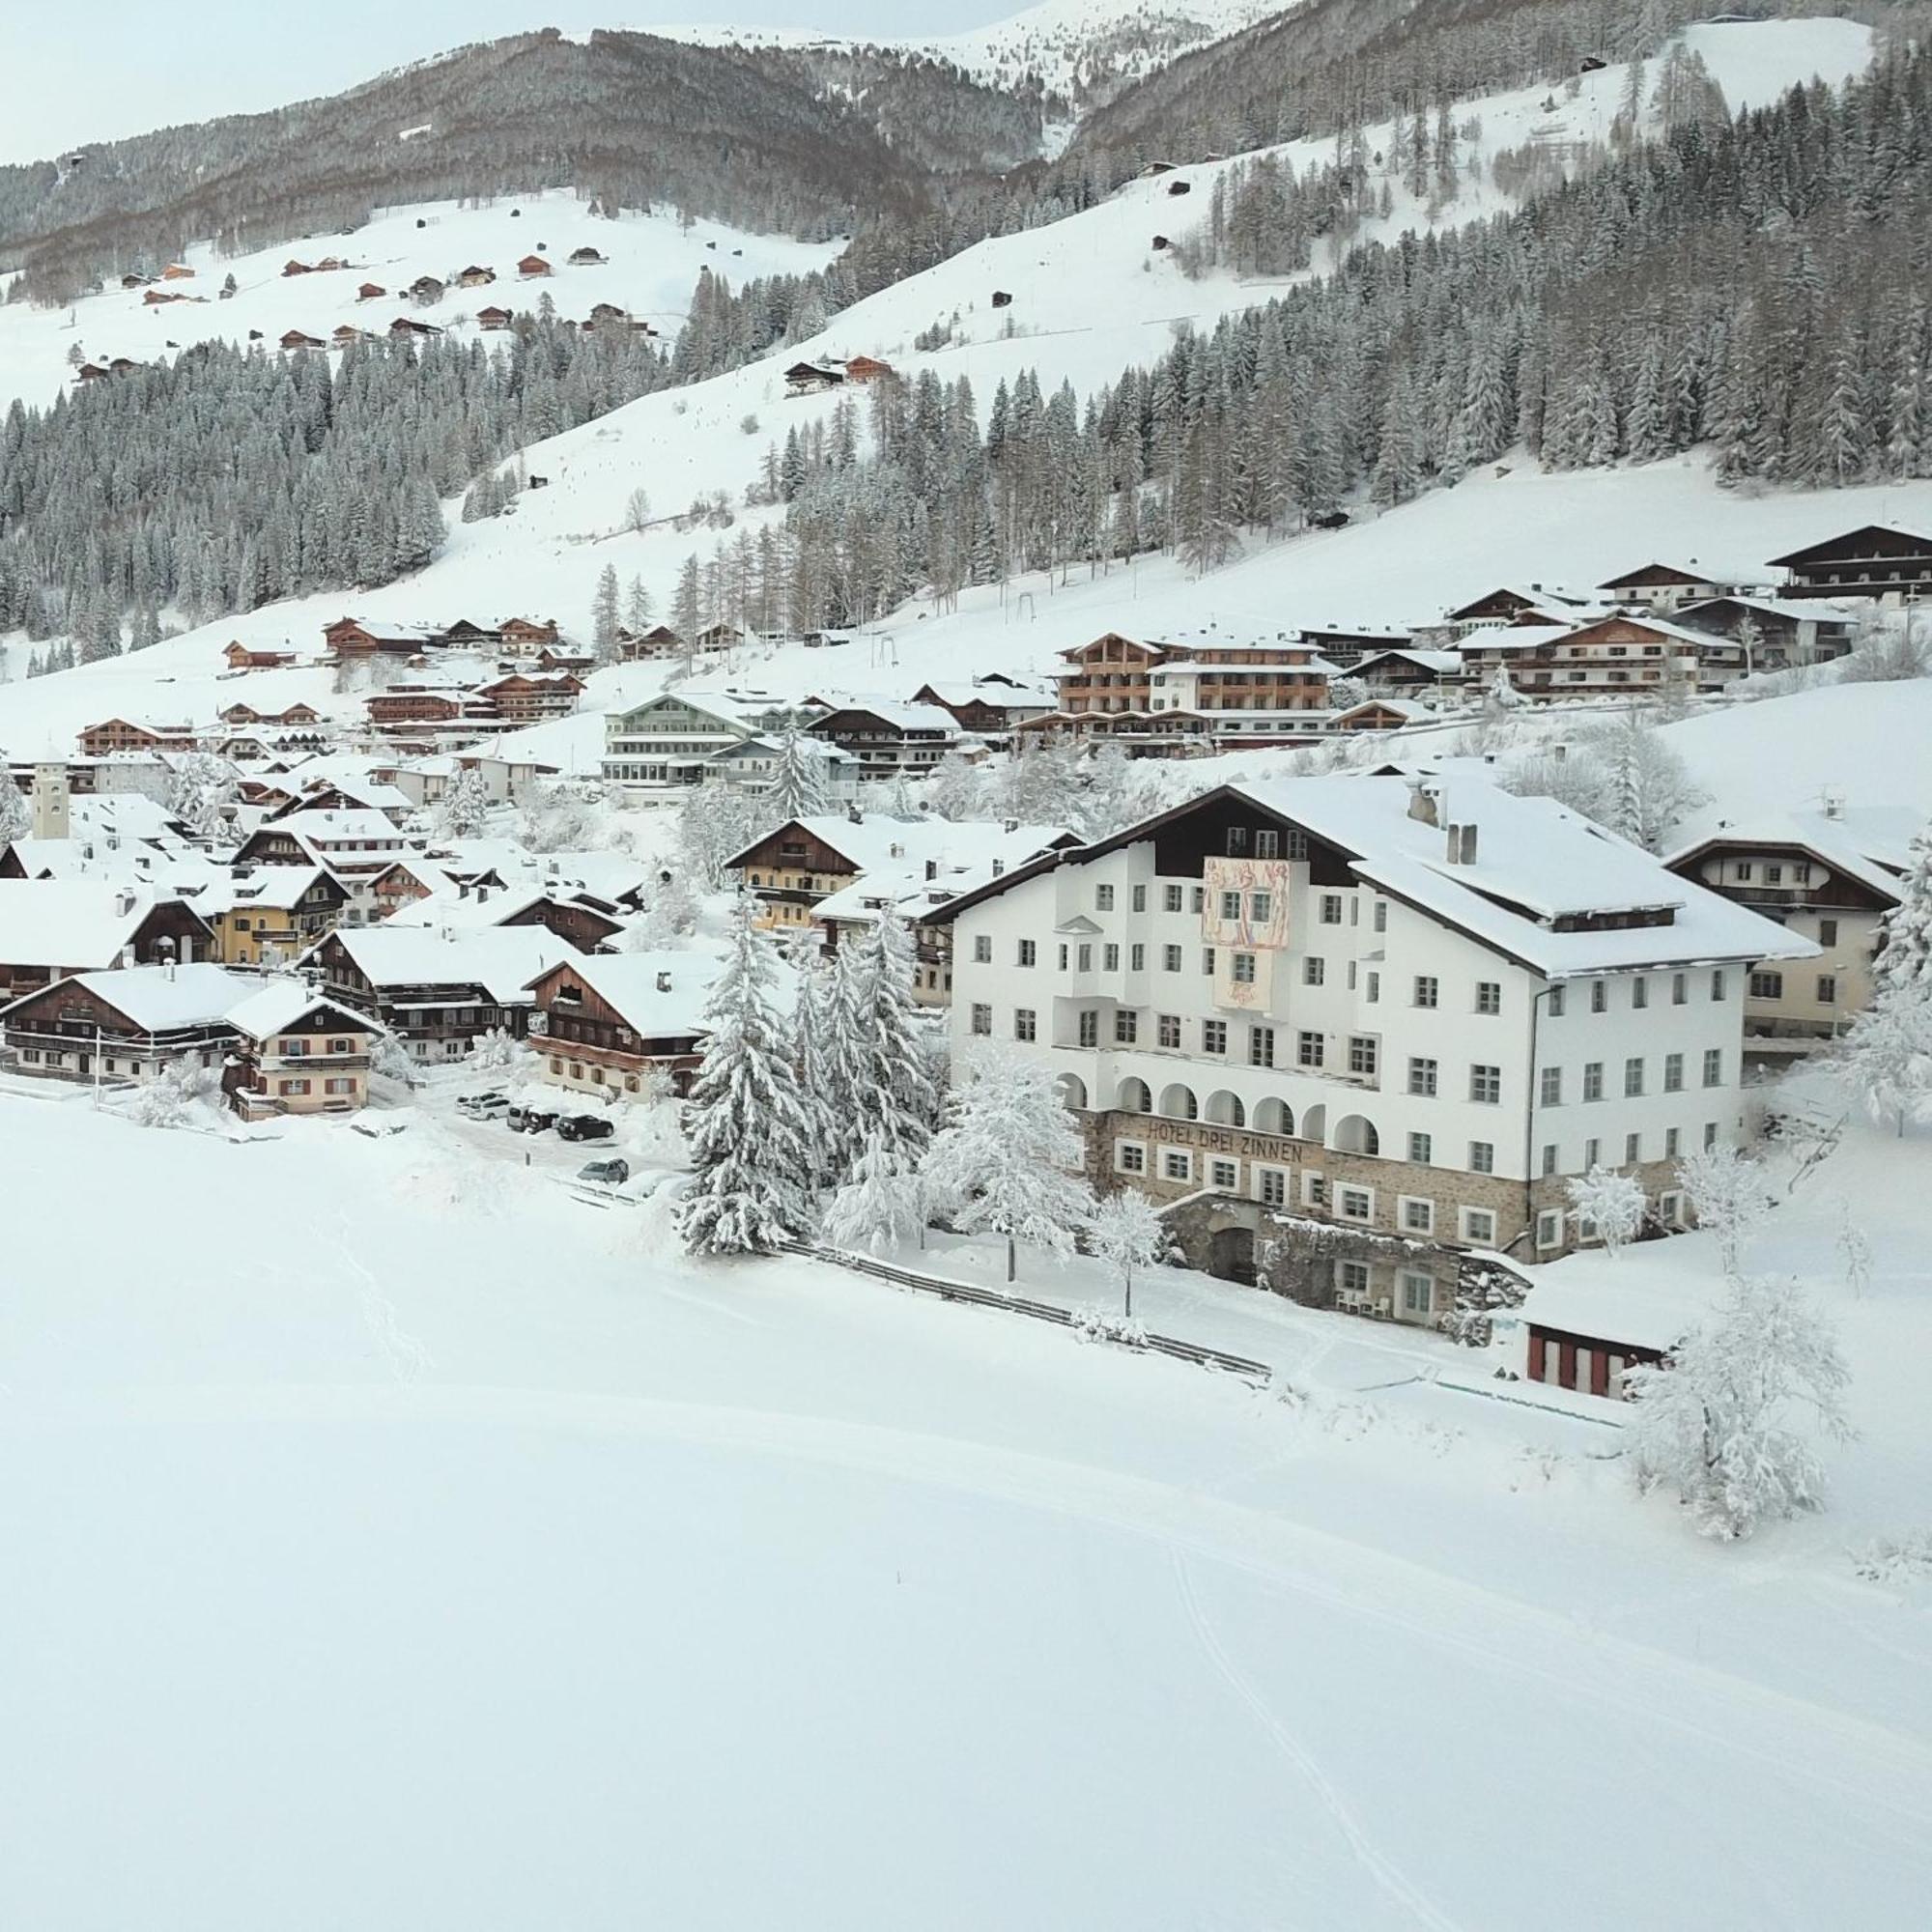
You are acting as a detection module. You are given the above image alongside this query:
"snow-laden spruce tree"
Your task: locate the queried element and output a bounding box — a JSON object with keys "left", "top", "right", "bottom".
{"left": 436, "top": 767, "right": 493, "bottom": 839}
{"left": 1566, "top": 1164, "right": 1647, "bottom": 1258}
{"left": 793, "top": 952, "right": 845, "bottom": 1190}
{"left": 767, "top": 726, "right": 831, "bottom": 823}
{"left": 1085, "top": 1187, "right": 1169, "bottom": 1319}
{"left": 1626, "top": 1274, "right": 1854, "bottom": 1542}
{"left": 832, "top": 906, "right": 938, "bottom": 1177}
{"left": 1872, "top": 817, "right": 1932, "bottom": 1004}
{"left": 921, "top": 1047, "right": 1093, "bottom": 1284}
{"left": 163, "top": 752, "right": 238, "bottom": 841}
{"left": 820, "top": 1131, "right": 926, "bottom": 1257}
{"left": 676, "top": 900, "right": 814, "bottom": 1257}
{"left": 1674, "top": 1143, "right": 1776, "bottom": 1277}
{"left": 1839, "top": 988, "right": 1932, "bottom": 1136}
{"left": 0, "top": 775, "right": 30, "bottom": 845}
{"left": 591, "top": 562, "right": 622, "bottom": 663}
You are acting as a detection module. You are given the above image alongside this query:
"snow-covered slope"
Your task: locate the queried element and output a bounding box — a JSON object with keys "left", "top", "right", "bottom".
{"left": 0, "top": 189, "right": 839, "bottom": 412}
{"left": 0, "top": 21, "right": 1885, "bottom": 769}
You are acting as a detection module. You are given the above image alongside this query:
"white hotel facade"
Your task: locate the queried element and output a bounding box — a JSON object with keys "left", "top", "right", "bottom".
{"left": 930, "top": 777, "right": 1810, "bottom": 1321}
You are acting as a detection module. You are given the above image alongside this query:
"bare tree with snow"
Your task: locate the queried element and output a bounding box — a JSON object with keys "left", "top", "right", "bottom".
{"left": 1085, "top": 1188, "right": 1169, "bottom": 1319}
{"left": 1675, "top": 1143, "right": 1776, "bottom": 1278}
{"left": 1626, "top": 1273, "right": 1854, "bottom": 1542}
{"left": 1839, "top": 989, "right": 1932, "bottom": 1137}
{"left": 921, "top": 1048, "right": 1093, "bottom": 1284}
{"left": 1565, "top": 1163, "right": 1646, "bottom": 1259}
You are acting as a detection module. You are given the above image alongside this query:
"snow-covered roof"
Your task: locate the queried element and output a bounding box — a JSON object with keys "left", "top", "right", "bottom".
{"left": 35, "top": 961, "right": 259, "bottom": 1031}
{"left": 223, "top": 865, "right": 339, "bottom": 912}
{"left": 318, "top": 925, "right": 572, "bottom": 1002}
{"left": 807, "top": 694, "right": 960, "bottom": 734}
{"left": 1454, "top": 622, "right": 1577, "bottom": 655}
{"left": 1352, "top": 648, "right": 1464, "bottom": 675}
{"left": 1675, "top": 594, "right": 1861, "bottom": 628}
{"left": 732, "top": 813, "right": 1074, "bottom": 879}
{"left": 384, "top": 883, "right": 553, "bottom": 930}
{"left": 533, "top": 852, "right": 657, "bottom": 904}
{"left": 223, "top": 978, "right": 379, "bottom": 1043}
{"left": 261, "top": 808, "right": 406, "bottom": 844}
{"left": 1520, "top": 1264, "right": 1717, "bottom": 1353}
{"left": 526, "top": 949, "right": 725, "bottom": 1037}
{"left": 916, "top": 681, "right": 1056, "bottom": 709}
{"left": 0, "top": 881, "right": 190, "bottom": 968}
{"left": 1667, "top": 806, "right": 1921, "bottom": 903}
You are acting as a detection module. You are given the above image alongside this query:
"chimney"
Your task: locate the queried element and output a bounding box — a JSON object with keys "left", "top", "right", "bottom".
{"left": 1821, "top": 786, "right": 1845, "bottom": 821}
{"left": 1447, "top": 822, "right": 1479, "bottom": 866}
{"left": 656, "top": 970, "right": 672, "bottom": 992}
{"left": 1406, "top": 780, "right": 1438, "bottom": 828}
{"left": 114, "top": 887, "right": 135, "bottom": 917}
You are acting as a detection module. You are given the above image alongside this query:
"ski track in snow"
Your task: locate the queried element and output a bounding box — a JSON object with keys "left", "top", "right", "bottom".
{"left": 1168, "top": 1545, "right": 1466, "bottom": 1932}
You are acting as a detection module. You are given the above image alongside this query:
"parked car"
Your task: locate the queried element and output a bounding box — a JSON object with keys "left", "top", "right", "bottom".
{"left": 471, "top": 1094, "right": 511, "bottom": 1119}
{"left": 522, "top": 1107, "right": 559, "bottom": 1134}
{"left": 577, "top": 1156, "right": 630, "bottom": 1186}
{"left": 505, "top": 1104, "right": 530, "bottom": 1131}
{"left": 557, "top": 1113, "right": 614, "bottom": 1142}
{"left": 456, "top": 1090, "right": 506, "bottom": 1115}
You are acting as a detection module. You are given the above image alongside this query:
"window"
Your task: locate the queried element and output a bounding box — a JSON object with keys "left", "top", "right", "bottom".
{"left": 1475, "top": 980, "right": 1501, "bottom": 1015}
{"left": 1631, "top": 977, "right": 1649, "bottom": 1010}
{"left": 1132, "top": 885, "right": 1147, "bottom": 913}
{"left": 1337, "top": 1260, "right": 1369, "bottom": 1297}
{"left": 1158, "top": 1013, "right": 1181, "bottom": 1049}
{"left": 1817, "top": 975, "right": 1838, "bottom": 1006}
{"left": 1460, "top": 1208, "right": 1497, "bottom": 1246}
{"left": 1585, "top": 1136, "right": 1602, "bottom": 1169}
{"left": 1078, "top": 1010, "right": 1099, "bottom": 1048}
{"left": 1468, "top": 1141, "right": 1494, "bottom": 1175}
{"left": 1095, "top": 884, "right": 1115, "bottom": 911}
{"left": 970, "top": 1004, "right": 992, "bottom": 1036}
{"left": 1704, "top": 1122, "right": 1719, "bottom": 1150}
{"left": 1672, "top": 973, "right": 1688, "bottom": 1005}
{"left": 1373, "top": 902, "right": 1387, "bottom": 933}
{"left": 1338, "top": 1186, "right": 1373, "bottom": 1223}
{"left": 1536, "top": 1210, "right": 1563, "bottom": 1250}
{"left": 1660, "top": 1191, "right": 1687, "bottom": 1228}
{"left": 1818, "top": 918, "right": 1838, "bottom": 946}
{"left": 1401, "top": 1271, "right": 1435, "bottom": 1316}
{"left": 1232, "top": 952, "right": 1256, "bottom": 984}
{"left": 1736, "top": 861, "right": 1754, "bottom": 882}
{"left": 1303, "top": 1173, "right": 1326, "bottom": 1208}
{"left": 1191, "top": 888, "right": 1206, "bottom": 915}
{"left": 1219, "top": 889, "right": 1242, "bottom": 922}
{"left": 1114, "top": 1010, "right": 1138, "bottom": 1045}
{"left": 1591, "top": 980, "right": 1607, "bottom": 1013}
{"left": 1059, "top": 945, "right": 1068, "bottom": 971}
{"left": 1162, "top": 944, "right": 1182, "bottom": 972}
{"left": 1413, "top": 976, "right": 1438, "bottom": 1009}
{"left": 1257, "top": 1168, "right": 1287, "bottom": 1208}
{"left": 1663, "top": 1052, "right": 1684, "bottom": 1093}
{"left": 1469, "top": 1064, "right": 1501, "bottom": 1104}
{"left": 1583, "top": 1062, "right": 1604, "bottom": 1102}
{"left": 1664, "top": 1126, "right": 1681, "bottom": 1159}
{"left": 1711, "top": 970, "right": 1727, "bottom": 1002}
{"left": 1226, "top": 828, "right": 1248, "bottom": 856}
{"left": 1749, "top": 971, "right": 1782, "bottom": 999}
{"left": 1209, "top": 1158, "right": 1238, "bottom": 1191}
{"left": 1116, "top": 1143, "right": 1146, "bottom": 1175}
{"left": 1320, "top": 895, "right": 1343, "bottom": 924}
{"left": 1103, "top": 945, "right": 1121, "bottom": 972}
{"left": 1248, "top": 1025, "right": 1275, "bottom": 1067}
{"left": 280, "top": 1078, "right": 312, "bottom": 1097}
{"left": 1202, "top": 948, "right": 1216, "bottom": 976}
{"left": 1255, "top": 829, "right": 1279, "bottom": 860}
{"left": 1407, "top": 1057, "right": 1437, "bottom": 1096}
{"left": 1202, "top": 1020, "right": 1227, "bottom": 1055}
{"left": 1401, "top": 1197, "right": 1435, "bottom": 1235}
{"left": 1703, "top": 1048, "right": 1723, "bottom": 1087}
{"left": 1348, "top": 1037, "right": 1378, "bottom": 1078}
{"left": 325, "top": 1077, "right": 355, "bottom": 1095}
{"left": 1766, "top": 865, "right": 1783, "bottom": 886}
{"left": 1625, "top": 1131, "right": 1642, "bottom": 1164}
{"left": 1013, "top": 939, "right": 1036, "bottom": 968}
{"left": 1366, "top": 972, "right": 1380, "bottom": 1004}
{"left": 1078, "top": 945, "right": 1093, "bottom": 972}
{"left": 1624, "top": 1057, "right": 1645, "bottom": 1097}
{"left": 1303, "top": 955, "right": 1325, "bottom": 986}
{"left": 1014, "top": 1009, "right": 1037, "bottom": 1042}
{"left": 1163, "top": 884, "right": 1183, "bottom": 913}
{"left": 973, "top": 934, "right": 991, "bottom": 963}
{"left": 1548, "top": 985, "right": 1566, "bottom": 1018}
{"left": 1129, "top": 945, "right": 1145, "bottom": 972}
{"left": 1540, "top": 1066, "right": 1563, "bottom": 1106}
{"left": 1297, "top": 1032, "right": 1325, "bottom": 1068}
{"left": 1251, "top": 891, "right": 1273, "bottom": 923}
{"left": 1161, "top": 1150, "right": 1193, "bottom": 1182}
{"left": 1541, "top": 1143, "right": 1559, "bottom": 1178}
{"left": 1407, "top": 1132, "right": 1433, "bottom": 1165}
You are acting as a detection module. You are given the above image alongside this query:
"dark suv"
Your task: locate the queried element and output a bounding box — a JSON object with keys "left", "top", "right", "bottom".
{"left": 556, "top": 1113, "right": 615, "bottom": 1142}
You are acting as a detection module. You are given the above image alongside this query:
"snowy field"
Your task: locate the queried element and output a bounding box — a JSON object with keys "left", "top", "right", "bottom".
{"left": 2, "top": 1085, "right": 1931, "bottom": 1928}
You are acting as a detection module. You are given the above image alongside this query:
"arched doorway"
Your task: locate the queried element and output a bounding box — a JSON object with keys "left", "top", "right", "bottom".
{"left": 1208, "top": 1225, "right": 1257, "bottom": 1285}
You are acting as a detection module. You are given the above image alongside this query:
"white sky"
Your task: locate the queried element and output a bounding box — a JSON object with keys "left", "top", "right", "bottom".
{"left": 0, "top": 4, "right": 1016, "bottom": 166}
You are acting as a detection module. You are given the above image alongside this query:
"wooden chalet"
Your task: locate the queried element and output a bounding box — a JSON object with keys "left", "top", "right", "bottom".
{"left": 223, "top": 641, "right": 298, "bottom": 671}
{"left": 365, "top": 686, "right": 488, "bottom": 732}
{"left": 1674, "top": 596, "right": 1856, "bottom": 669}
{"left": 206, "top": 867, "right": 349, "bottom": 965}
{"left": 568, "top": 246, "right": 608, "bottom": 266}
{"left": 535, "top": 645, "right": 595, "bottom": 675}
{"left": 1, "top": 963, "right": 247, "bottom": 1088}
{"left": 357, "top": 281, "right": 387, "bottom": 301}
{"left": 279, "top": 330, "right": 326, "bottom": 351}
{"left": 75, "top": 362, "right": 109, "bottom": 384}
{"left": 477, "top": 305, "right": 514, "bottom": 331}
{"left": 160, "top": 263, "right": 194, "bottom": 280}
{"left": 1596, "top": 562, "right": 1732, "bottom": 609}
{"left": 1766, "top": 525, "right": 1932, "bottom": 602}
{"left": 283, "top": 259, "right": 315, "bottom": 276}
{"left": 1463, "top": 614, "right": 1703, "bottom": 702}
{"left": 844, "top": 355, "right": 895, "bottom": 384}
{"left": 1441, "top": 586, "right": 1597, "bottom": 635}
{"left": 1293, "top": 622, "right": 1415, "bottom": 666}
{"left": 108, "top": 357, "right": 140, "bottom": 375}
{"left": 1349, "top": 648, "right": 1464, "bottom": 696}
{"left": 618, "top": 624, "right": 685, "bottom": 662}
{"left": 143, "top": 289, "right": 186, "bottom": 306}
{"left": 330, "top": 325, "right": 370, "bottom": 348}
{"left": 474, "top": 672, "right": 583, "bottom": 724}
{"left": 217, "top": 699, "right": 320, "bottom": 727}
{"left": 406, "top": 275, "right": 445, "bottom": 302}
{"left": 121, "top": 272, "right": 154, "bottom": 290}
{"left": 76, "top": 719, "right": 195, "bottom": 757}
{"left": 324, "top": 616, "right": 442, "bottom": 657}
{"left": 909, "top": 679, "right": 1053, "bottom": 740}
{"left": 526, "top": 952, "right": 717, "bottom": 1100}
{"left": 0, "top": 883, "right": 214, "bottom": 1001}
{"left": 440, "top": 618, "right": 501, "bottom": 648}
{"left": 223, "top": 980, "right": 380, "bottom": 1118}
{"left": 1328, "top": 697, "right": 1430, "bottom": 732}
{"left": 389, "top": 317, "right": 441, "bottom": 337}
{"left": 497, "top": 616, "right": 561, "bottom": 655}
{"left": 784, "top": 361, "right": 844, "bottom": 395}
{"left": 456, "top": 265, "right": 497, "bottom": 288}
{"left": 585, "top": 301, "right": 630, "bottom": 327}
{"left": 516, "top": 254, "right": 552, "bottom": 278}
{"left": 807, "top": 700, "right": 957, "bottom": 781}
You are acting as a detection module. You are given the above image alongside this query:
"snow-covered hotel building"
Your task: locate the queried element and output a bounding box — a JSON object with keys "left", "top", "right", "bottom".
{"left": 928, "top": 777, "right": 1810, "bottom": 1321}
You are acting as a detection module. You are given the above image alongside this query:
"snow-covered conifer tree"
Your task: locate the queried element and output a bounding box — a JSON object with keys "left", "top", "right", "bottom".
{"left": 834, "top": 906, "right": 939, "bottom": 1177}
{"left": 1626, "top": 1274, "right": 1853, "bottom": 1542}
{"left": 591, "top": 562, "right": 622, "bottom": 663}
{"left": 436, "top": 767, "right": 493, "bottom": 838}
{"left": 676, "top": 900, "right": 814, "bottom": 1256}
{"left": 1839, "top": 989, "right": 1932, "bottom": 1136}
{"left": 768, "top": 725, "right": 830, "bottom": 823}
{"left": 1872, "top": 818, "right": 1932, "bottom": 1005}
{"left": 820, "top": 1131, "right": 926, "bottom": 1256}
{"left": 921, "top": 1048, "right": 1093, "bottom": 1283}
{"left": 0, "top": 775, "right": 33, "bottom": 845}
{"left": 1565, "top": 1164, "right": 1646, "bottom": 1259}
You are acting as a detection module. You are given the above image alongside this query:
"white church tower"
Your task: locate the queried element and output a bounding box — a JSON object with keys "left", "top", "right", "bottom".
{"left": 31, "top": 760, "right": 71, "bottom": 841}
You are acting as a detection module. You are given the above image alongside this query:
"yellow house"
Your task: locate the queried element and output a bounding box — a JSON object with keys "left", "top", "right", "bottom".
{"left": 225, "top": 982, "right": 381, "bottom": 1118}
{"left": 209, "top": 867, "right": 349, "bottom": 966}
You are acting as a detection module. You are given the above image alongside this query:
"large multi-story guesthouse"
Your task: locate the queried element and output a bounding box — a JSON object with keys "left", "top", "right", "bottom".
{"left": 926, "top": 776, "right": 1807, "bottom": 1321}
{"left": 1459, "top": 613, "right": 1704, "bottom": 701}
{"left": 602, "top": 690, "right": 822, "bottom": 787}
{"left": 1765, "top": 524, "right": 1932, "bottom": 602}
{"left": 524, "top": 951, "right": 727, "bottom": 1100}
